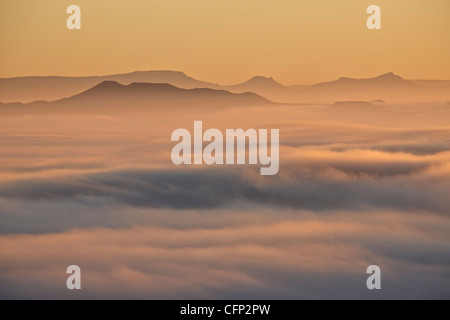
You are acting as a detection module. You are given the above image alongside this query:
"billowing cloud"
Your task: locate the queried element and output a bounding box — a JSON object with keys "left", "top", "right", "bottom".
{"left": 1, "top": 152, "right": 449, "bottom": 215}
{"left": 1, "top": 210, "right": 449, "bottom": 299}
{"left": 1, "top": 104, "right": 450, "bottom": 299}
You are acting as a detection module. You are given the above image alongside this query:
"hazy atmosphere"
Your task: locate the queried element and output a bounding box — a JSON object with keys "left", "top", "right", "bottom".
{"left": 1, "top": 0, "right": 449, "bottom": 83}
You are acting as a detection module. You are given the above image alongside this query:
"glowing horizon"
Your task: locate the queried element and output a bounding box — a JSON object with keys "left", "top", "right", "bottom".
{"left": 1, "top": 0, "right": 449, "bottom": 85}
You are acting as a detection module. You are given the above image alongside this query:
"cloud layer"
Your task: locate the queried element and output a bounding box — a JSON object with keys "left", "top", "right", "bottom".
{"left": 1, "top": 104, "right": 450, "bottom": 299}
{"left": 1, "top": 210, "right": 449, "bottom": 299}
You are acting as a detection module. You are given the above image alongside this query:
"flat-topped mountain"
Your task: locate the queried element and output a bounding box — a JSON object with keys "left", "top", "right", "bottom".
{"left": 0, "top": 70, "right": 218, "bottom": 103}
{"left": 328, "top": 101, "right": 387, "bottom": 113}
{"left": 0, "top": 81, "right": 272, "bottom": 116}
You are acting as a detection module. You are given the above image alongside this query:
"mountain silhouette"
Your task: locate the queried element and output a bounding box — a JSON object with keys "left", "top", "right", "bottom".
{"left": 105, "top": 70, "right": 215, "bottom": 89}
{"left": 0, "top": 81, "right": 272, "bottom": 116}
{"left": 328, "top": 101, "right": 384, "bottom": 112}
{"left": 314, "top": 73, "right": 412, "bottom": 89}
{"left": 0, "top": 71, "right": 218, "bottom": 103}
{"left": 224, "top": 76, "right": 296, "bottom": 102}
{"left": 302, "top": 72, "right": 450, "bottom": 102}
{"left": 228, "top": 76, "right": 286, "bottom": 91}
{"left": 1, "top": 71, "right": 449, "bottom": 104}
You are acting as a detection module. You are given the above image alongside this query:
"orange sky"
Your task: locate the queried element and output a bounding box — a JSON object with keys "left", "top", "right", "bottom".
{"left": 0, "top": 0, "right": 449, "bottom": 84}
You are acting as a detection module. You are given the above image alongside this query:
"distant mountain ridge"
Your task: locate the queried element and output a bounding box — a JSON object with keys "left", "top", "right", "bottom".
{"left": 303, "top": 72, "right": 449, "bottom": 102}
{"left": 0, "top": 70, "right": 218, "bottom": 103}
{"left": 328, "top": 101, "right": 387, "bottom": 113}
{"left": 0, "top": 80, "right": 272, "bottom": 116}
{"left": 311, "top": 72, "right": 414, "bottom": 89}
{"left": 0, "top": 71, "right": 449, "bottom": 103}
{"left": 228, "top": 76, "right": 287, "bottom": 91}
